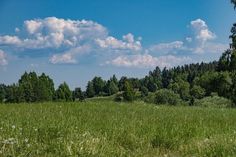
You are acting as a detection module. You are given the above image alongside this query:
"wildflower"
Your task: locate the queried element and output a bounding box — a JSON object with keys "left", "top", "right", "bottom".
{"left": 12, "top": 125, "right": 16, "bottom": 129}
{"left": 204, "top": 138, "right": 209, "bottom": 143}
{"left": 3, "top": 138, "right": 16, "bottom": 145}
{"left": 25, "top": 138, "right": 29, "bottom": 143}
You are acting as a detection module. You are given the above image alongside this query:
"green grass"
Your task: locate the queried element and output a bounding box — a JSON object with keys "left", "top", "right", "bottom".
{"left": 1, "top": 100, "right": 236, "bottom": 156}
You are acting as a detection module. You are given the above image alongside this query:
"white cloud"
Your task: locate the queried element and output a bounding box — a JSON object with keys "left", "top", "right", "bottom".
{"left": 24, "top": 20, "right": 43, "bottom": 34}
{"left": 0, "top": 17, "right": 228, "bottom": 66}
{"left": 15, "top": 28, "right": 20, "bottom": 33}
{"left": 95, "top": 33, "right": 142, "bottom": 51}
{"left": 50, "top": 45, "right": 91, "bottom": 64}
{"left": 0, "top": 35, "right": 22, "bottom": 45}
{"left": 107, "top": 54, "right": 192, "bottom": 68}
{"left": 123, "top": 33, "right": 135, "bottom": 43}
{"left": 190, "top": 19, "right": 216, "bottom": 42}
{"left": 149, "top": 41, "right": 185, "bottom": 54}
{"left": 0, "top": 50, "right": 8, "bottom": 66}
{"left": 0, "top": 17, "right": 144, "bottom": 64}
{"left": 186, "top": 37, "right": 192, "bottom": 43}
{"left": 50, "top": 53, "right": 77, "bottom": 64}
{"left": 193, "top": 42, "right": 228, "bottom": 54}
{"left": 0, "top": 17, "right": 108, "bottom": 49}
{"left": 149, "top": 19, "right": 226, "bottom": 55}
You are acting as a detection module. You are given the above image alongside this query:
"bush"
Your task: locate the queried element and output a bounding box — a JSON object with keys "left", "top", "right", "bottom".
{"left": 143, "top": 93, "right": 156, "bottom": 104}
{"left": 190, "top": 85, "right": 206, "bottom": 99}
{"left": 194, "top": 96, "right": 232, "bottom": 108}
{"left": 155, "top": 89, "right": 181, "bottom": 105}
{"left": 140, "top": 86, "right": 149, "bottom": 97}
{"left": 114, "top": 93, "right": 123, "bottom": 102}
{"left": 123, "top": 81, "right": 135, "bottom": 102}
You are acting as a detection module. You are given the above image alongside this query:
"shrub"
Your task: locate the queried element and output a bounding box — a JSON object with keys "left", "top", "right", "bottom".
{"left": 123, "top": 81, "right": 135, "bottom": 102}
{"left": 143, "top": 93, "right": 156, "bottom": 104}
{"left": 114, "top": 93, "right": 123, "bottom": 102}
{"left": 194, "top": 96, "right": 232, "bottom": 108}
{"left": 190, "top": 85, "right": 206, "bottom": 99}
{"left": 140, "top": 86, "right": 149, "bottom": 97}
{"left": 155, "top": 89, "right": 181, "bottom": 105}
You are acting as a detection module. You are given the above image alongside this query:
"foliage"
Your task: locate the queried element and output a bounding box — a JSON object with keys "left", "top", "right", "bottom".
{"left": 72, "top": 87, "right": 85, "bottom": 101}
{"left": 54, "top": 82, "right": 72, "bottom": 102}
{"left": 104, "top": 80, "right": 119, "bottom": 96}
{"left": 140, "top": 86, "right": 149, "bottom": 97}
{"left": 92, "top": 77, "right": 105, "bottom": 96}
{"left": 114, "top": 92, "right": 123, "bottom": 102}
{"left": 195, "top": 72, "right": 232, "bottom": 98}
{"left": 231, "top": 72, "right": 236, "bottom": 106}
{"left": 123, "top": 81, "right": 135, "bottom": 102}
{"left": 143, "top": 92, "right": 156, "bottom": 104}
{"left": 168, "top": 78, "right": 191, "bottom": 101}
{"left": 86, "top": 81, "right": 95, "bottom": 98}
{"left": 0, "top": 84, "right": 6, "bottom": 103}
{"left": 190, "top": 85, "right": 206, "bottom": 99}
{"left": 194, "top": 96, "right": 232, "bottom": 108}
{"left": 155, "top": 89, "right": 181, "bottom": 105}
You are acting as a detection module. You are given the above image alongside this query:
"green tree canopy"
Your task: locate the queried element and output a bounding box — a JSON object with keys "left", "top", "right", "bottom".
{"left": 123, "top": 81, "right": 135, "bottom": 102}
{"left": 55, "top": 82, "right": 72, "bottom": 101}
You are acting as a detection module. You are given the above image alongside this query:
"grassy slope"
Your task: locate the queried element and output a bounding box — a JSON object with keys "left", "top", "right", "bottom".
{"left": 0, "top": 100, "right": 236, "bottom": 156}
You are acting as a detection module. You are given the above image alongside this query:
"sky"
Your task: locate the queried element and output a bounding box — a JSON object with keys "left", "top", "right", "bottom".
{"left": 0, "top": 0, "right": 235, "bottom": 90}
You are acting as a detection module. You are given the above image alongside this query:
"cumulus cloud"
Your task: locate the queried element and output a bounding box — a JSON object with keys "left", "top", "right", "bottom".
{"left": 149, "top": 19, "right": 226, "bottom": 55}
{"left": 0, "top": 17, "right": 108, "bottom": 49}
{"left": 190, "top": 19, "right": 216, "bottom": 42}
{"left": 186, "top": 37, "right": 192, "bottom": 43}
{"left": 193, "top": 42, "right": 228, "bottom": 54}
{"left": 0, "top": 17, "right": 227, "bottom": 67}
{"left": 0, "top": 50, "right": 8, "bottom": 66}
{"left": 107, "top": 54, "right": 192, "bottom": 68}
{"left": 95, "top": 33, "right": 142, "bottom": 51}
{"left": 0, "top": 35, "right": 22, "bottom": 45}
{"left": 149, "top": 41, "right": 185, "bottom": 54}
{"left": 50, "top": 45, "right": 91, "bottom": 64}
{"left": 0, "top": 17, "right": 144, "bottom": 64}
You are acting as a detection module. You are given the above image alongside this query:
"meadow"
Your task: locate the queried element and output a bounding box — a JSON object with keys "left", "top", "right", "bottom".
{"left": 0, "top": 100, "right": 236, "bottom": 157}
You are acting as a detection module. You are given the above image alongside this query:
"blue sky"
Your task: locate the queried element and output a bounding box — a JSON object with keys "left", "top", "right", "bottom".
{"left": 0, "top": 0, "right": 235, "bottom": 89}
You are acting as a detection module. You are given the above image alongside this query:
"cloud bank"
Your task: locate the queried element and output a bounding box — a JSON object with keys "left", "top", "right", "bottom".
{"left": 0, "top": 17, "right": 228, "bottom": 68}
{"left": 0, "top": 50, "right": 8, "bottom": 66}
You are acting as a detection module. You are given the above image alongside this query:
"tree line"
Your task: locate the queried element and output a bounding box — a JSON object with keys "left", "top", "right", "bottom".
{"left": 0, "top": 55, "right": 235, "bottom": 106}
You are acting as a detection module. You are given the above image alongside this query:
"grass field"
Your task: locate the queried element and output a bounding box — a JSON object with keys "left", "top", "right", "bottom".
{"left": 0, "top": 100, "right": 236, "bottom": 157}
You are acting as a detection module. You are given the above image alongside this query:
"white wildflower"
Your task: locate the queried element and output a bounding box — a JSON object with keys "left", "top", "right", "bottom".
{"left": 25, "top": 138, "right": 29, "bottom": 143}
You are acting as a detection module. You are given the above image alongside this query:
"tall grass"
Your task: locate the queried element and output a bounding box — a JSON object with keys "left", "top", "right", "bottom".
{"left": 0, "top": 100, "right": 236, "bottom": 156}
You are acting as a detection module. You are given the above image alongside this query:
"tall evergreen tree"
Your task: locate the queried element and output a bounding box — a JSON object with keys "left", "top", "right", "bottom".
{"left": 92, "top": 77, "right": 105, "bottom": 96}
{"left": 55, "top": 82, "right": 72, "bottom": 101}
{"left": 37, "top": 73, "right": 55, "bottom": 101}
{"left": 104, "top": 80, "right": 119, "bottom": 96}
{"left": 86, "top": 81, "right": 95, "bottom": 98}
{"left": 73, "top": 87, "right": 85, "bottom": 101}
